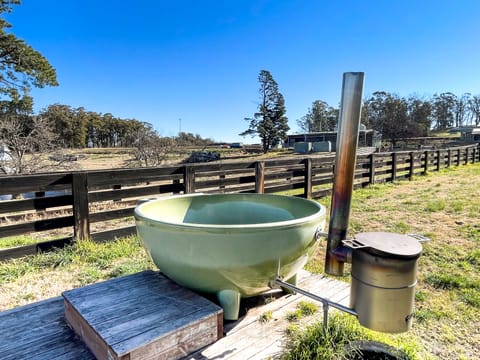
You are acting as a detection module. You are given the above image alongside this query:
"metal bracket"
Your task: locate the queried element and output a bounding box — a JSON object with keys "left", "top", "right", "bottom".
{"left": 315, "top": 228, "right": 328, "bottom": 241}
{"left": 273, "top": 278, "right": 357, "bottom": 330}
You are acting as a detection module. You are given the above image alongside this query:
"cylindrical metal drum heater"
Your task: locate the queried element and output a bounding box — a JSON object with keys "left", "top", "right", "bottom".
{"left": 344, "top": 232, "right": 423, "bottom": 333}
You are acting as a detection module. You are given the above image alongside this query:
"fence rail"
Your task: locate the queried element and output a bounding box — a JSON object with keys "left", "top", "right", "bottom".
{"left": 1, "top": 144, "right": 479, "bottom": 261}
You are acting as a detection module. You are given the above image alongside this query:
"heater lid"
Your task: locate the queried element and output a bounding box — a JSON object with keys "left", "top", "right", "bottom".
{"left": 344, "top": 232, "right": 423, "bottom": 258}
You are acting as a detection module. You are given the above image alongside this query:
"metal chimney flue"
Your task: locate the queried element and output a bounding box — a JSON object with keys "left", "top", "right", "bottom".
{"left": 325, "top": 72, "right": 364, "bottom": 276}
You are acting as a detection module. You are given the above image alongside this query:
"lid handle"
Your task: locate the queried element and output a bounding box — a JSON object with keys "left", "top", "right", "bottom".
{"left": 408, "top": 233, "right": 431, "bottom": 243}
{"left": 342, "top": 239, "right": 368, "bottom": 249}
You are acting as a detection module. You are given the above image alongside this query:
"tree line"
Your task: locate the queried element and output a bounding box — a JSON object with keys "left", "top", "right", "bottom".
{"left": 241, "top": 69, "right": 480, "bottom": 151}
{"left": 0, "top": 102, "right": 215, "bottom": 174}
{"left": 34, "top": 104, "right": 213, "bottom": 149}
{"left": 362, "top": 91, "right": 480, "bottom": 145}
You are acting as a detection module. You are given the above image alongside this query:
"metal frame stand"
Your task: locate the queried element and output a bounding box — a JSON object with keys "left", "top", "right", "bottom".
{"left": 274, "top": 278, "right": 357, "bottom": 329}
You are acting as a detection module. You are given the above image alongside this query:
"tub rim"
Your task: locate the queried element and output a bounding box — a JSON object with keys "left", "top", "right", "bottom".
{"left": 134, "top": 193, "right": 326, "bottom": 230}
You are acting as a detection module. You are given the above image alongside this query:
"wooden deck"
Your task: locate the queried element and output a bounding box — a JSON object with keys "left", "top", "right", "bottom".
{"left": 0, "top": 271, "right": 350, "bottom": 360}
{"left": 0, "top": 297, "right": 95, "bottom": 360}
{"left": 186, "top": 271, "right": 350, "bottom": 359}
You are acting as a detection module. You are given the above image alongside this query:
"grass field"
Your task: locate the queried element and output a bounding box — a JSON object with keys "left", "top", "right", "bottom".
{"left": 303, "top": 163, "right": 480, "bottom": 359}
{"left": 0, "top": 163, "right": 479, "bottom": 359}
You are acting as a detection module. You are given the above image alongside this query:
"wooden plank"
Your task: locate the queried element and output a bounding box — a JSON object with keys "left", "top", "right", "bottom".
{"left": 0, "top": 173, "right": 72, "bottom": 194}
{"left": 0, "top": 243, "right": 37, "bottom": 260}
{"left": 0, "top": 194, "right": 72, "bottom": 214}
{"left": 63, "top": 271, "right": 222, "bottom": 360}
{"left": 0, "top": 297, "right": 94, "bottom": 360}
{"left": 184, "top": 166, "right": 195, "bottom": 193}
{"left": 255, "top": 161, "right": 265, "bottom": 194}
{"left": 87, "top": 166, "right": 184, "bottom": 187}
{"left": 90, "top": 226, "right": 136, "bottom": 242}
{"left": 0, "top": 215, "right": 74, "bottom": 238}
{"left": 88, "top": 183, "right": 182, "bottom": 202}
{"left": 72, "top": 172, "right": 90, "bottom": 241}
{"left": 264, "top": 158, "right": 304, "bottom": 167}
{"left": 195, "top": 175, "right": 255, "bottom": 189}
{"left": 63, "top": 271, "right": 160, "bottom": 300}
{"left": 89, "top": 207, "right": 135, "bottom": 223}
{"left": 304, "top": 158, "right": 312, "bottom": 199}
{"left": 0, "top": 237, "right": 73, "bottom": 261}
{"left": 369, "top": 153, "right": 376, "bottom": 184}
{"left": 263, "top": 182, "right": 304, "bottom": 194}
{"left": 195, "top": 168, "right": 255, "bottom": 177}
{"left": 64, "top": 301, "right": 113, "bottom": 360}
{"left": 192, "top": 161, "right": 256, "bottom": 173}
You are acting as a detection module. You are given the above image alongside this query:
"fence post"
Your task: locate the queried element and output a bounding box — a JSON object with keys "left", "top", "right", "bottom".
{"left": 34, "top": 191, "right": 46, "bottom": 212}
{"left": 72, "top": 172, "right": 90, "bottom": 241}
{"left": 457, "top": 149, "right": 461, "bottom": 166}
{"left": 255, "top": 161, "right": 265, "bottom": 194}
{"left": 409, "top": 152, "right": 415, "bottom": 180}
{"left": 172, "top": 179, "right": 180, "bottom": 194}
{"left": 465, "top": 147, "right": 469, "bottom": 164}
{"left": 304, "top": 158, "right": 312, "bottom": 198}
{"left": 391, "top": 152, "right": 397, "bottom": 182}
{"left": 113, "top": 184, "right": 122, "bottom": 202}
{"left": 447, "top": 149, "right": 452, "bottom": 167}
{"left": 424, "top": 151, "right": 429, "bottom": 174}
{"left": 473, "top": 146, "right": 477, "bottom": 164}
{"left": 184, "top": 166, "right": 195, "bottom": 193}
{"left": 436, "top": 150, "right": 441, "bottom": 171}
{"left": 369, "top": 153, "right": 376, "bottom": 184}
{"left": 219, "top": 171, "right": 226, "bottom": 192}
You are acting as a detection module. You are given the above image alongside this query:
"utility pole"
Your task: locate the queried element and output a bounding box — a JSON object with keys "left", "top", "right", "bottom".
{"left": 179, "top": 118, "right": 182, "bottom": 134}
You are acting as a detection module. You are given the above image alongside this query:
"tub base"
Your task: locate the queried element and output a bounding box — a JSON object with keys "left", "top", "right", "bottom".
{"left": 216, "top": 272, "right": 300, "bottom": 320}
{"left": 217, "top": 289, "right": 241, "bottom": 321}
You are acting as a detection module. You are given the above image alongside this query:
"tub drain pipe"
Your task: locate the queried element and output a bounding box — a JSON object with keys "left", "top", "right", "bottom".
{"left": 274, "top": 278, "right": 357, "bottom": 328}
{"left": 325, "top": 72, "right": 365, "bottom": 276}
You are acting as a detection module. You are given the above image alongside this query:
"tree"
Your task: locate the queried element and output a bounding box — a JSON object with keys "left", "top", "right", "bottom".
{"left": 432, "top": 92, "right": 456, "bottom": 130}
{"left": 406, "top": 96, "right": 432, "bottom": 136}
{"left": 240, "top": 70, "right": 289, "bottom": 152}
{"left": 469, "top": 95, "right": 480, "bottom": 127}
{"left": 125, "top": 123, "right": 177, "bottom": 167}
{"left": 0, "top": 113, "right": 75, "bottom": 174}
{"left": 40, "top": 104, "right": 76, "bottom": 147}
{"left": 362, "top": 92, "right": 435, "bottom": 145}
{"left": 363, "top": 92, "right": 414, "bottom": 146}
{"left": 1, "top": 0, "right": 58, "bottom": 104}
{"left": 454, "top": 93, "right": 472, "bottom": 128}
{"left": 297, "top": 100, "right": 338, "bottom": 133}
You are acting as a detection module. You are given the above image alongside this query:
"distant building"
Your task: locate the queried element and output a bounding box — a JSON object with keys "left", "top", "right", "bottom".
{"left": 229, "top": 142, "right": 244, "bottom": 148}
{"left": 449, "top": 127, "right": 480, "bottom": 143}
{"left": 286, "top": 128, "right": 381, "bottom": 152}
{"left": 464, "top": 128, "right": 480, "bottom": 142}
{"left": 472, "top": 128, "right": 480, "bottom": 142}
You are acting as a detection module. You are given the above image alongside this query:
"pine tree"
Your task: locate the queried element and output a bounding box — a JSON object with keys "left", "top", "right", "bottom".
{"left": 240, "top": 70, "right": 289, "bottom": 152}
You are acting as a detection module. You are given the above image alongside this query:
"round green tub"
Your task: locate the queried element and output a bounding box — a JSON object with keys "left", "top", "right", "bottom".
{"left": 134, "top": 193, "right": 326, "bottom": 320}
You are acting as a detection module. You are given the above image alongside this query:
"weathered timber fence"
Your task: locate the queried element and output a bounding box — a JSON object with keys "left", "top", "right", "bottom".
{"left": 0, "top": 144, "right": 479, "bottom": 261}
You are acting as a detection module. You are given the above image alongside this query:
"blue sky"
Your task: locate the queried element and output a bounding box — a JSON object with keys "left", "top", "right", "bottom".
{"left": 5, "top": 1, "right": 480, "bottom": 142}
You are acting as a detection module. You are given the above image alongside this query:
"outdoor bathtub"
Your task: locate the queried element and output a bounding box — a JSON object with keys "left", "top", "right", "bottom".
{"left": 134, "top": 193, "right": 326, "bottom": 320}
